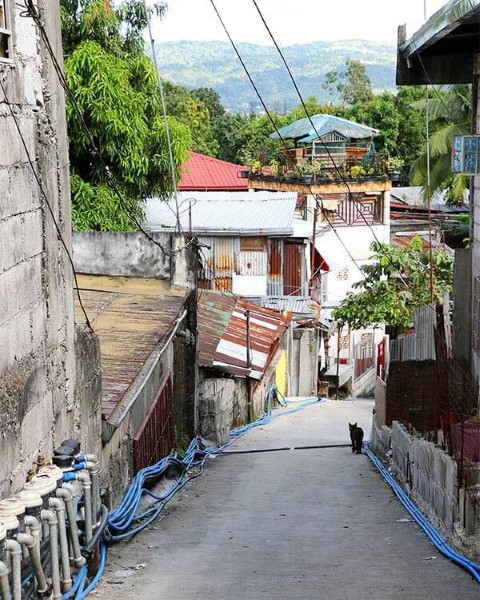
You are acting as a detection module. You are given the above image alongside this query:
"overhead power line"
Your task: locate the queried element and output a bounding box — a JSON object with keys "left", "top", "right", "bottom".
{"left": 207, "top": 0, "right": 369, "bottom": 280}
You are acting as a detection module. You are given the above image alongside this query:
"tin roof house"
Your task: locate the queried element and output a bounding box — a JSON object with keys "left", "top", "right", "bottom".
{"left": 144, "top": 191, "right": 312, "bottom": 299}
{"left": 144, "top": 190, "right": 321, "bottom": 400}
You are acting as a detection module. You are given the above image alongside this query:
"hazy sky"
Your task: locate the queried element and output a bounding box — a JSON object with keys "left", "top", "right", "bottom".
{"left": 152, "top": 0, "right": 448, "bottom": 46}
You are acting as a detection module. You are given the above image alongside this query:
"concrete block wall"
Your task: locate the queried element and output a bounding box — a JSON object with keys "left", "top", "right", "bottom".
{"left": 371, "top": 418, "right": 480, "bottom": 561}
{"left": 0, "top": 1, "right": 80, "bottom": 495}
{"left": 391, "top": 422, "right": 457, "bottom": 530}
{"left": 290, "top": 328, "right": 318, "bottom": 396}
{"left": 198, "top": 378, "right": 248, "bottom": 447}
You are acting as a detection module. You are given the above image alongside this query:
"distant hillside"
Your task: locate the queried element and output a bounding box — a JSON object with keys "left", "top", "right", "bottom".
{"left": 153, "top": 40, "right": 397, "bottom": 113}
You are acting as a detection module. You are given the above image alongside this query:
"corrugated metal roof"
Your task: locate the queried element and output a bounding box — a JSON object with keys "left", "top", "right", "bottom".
{"left": 399, "top": 0, "right": 480, "bottom": 59}
{"left": 391, "top": 232, "right": 454, "bottom": 255}
{"left": 197, "top": 291, "right": 289, "bottom": 379}
{"left": 257, "top": 296, "right": 320, "bottom": 319}
{"left": 271, "top": 114, "right": 378, "bottom": 143}
{"left": 144, "top": 192, "right": 297, "bottom": 236}
{"left": 179, "top": 152, "right": 248, "bottom": 191}
{"left": 74, "top": 275, "right": 187, "bottom": 421}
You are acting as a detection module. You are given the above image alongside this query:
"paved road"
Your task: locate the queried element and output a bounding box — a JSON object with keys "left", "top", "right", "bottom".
{"left": 96, "top": 399, "right": 479, "bottom": 599}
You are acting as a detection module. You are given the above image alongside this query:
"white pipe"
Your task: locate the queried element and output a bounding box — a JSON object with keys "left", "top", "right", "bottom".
{"left": 24, "top": 516, "right": 44, "bottom": 586}
{"left": 41, "top": 509, "right": 61, "bottom": 600}
{"left": 0, "top": 559, "right": 11, "bottom": 600}
{"left": 49, "top": 498, "right": 72, "bottom": 591}
{"left": 4, "top": 539, "right": 21, "bottom": 600}
{"left": 16, "top": 532, "right": 48, "bottom": 595}
{"left": 76, "top": 472, "right": 92, "bottom": 543}
{"left": 85, "top": 459, "right": 100, "bottom": 526}
{"left": 56, "top": 487, "right": 86, "bottom": 567}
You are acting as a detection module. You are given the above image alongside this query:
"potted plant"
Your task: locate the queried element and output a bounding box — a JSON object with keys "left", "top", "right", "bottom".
{"left": 296, "top": 158, "right": 314, "bottom": 183}
{"left": 269, "top": 159, "right": 280, "bottom": 177}
{"left": 387, "top": 156, "right": 404, "bottom": 181}
{"left": 349, "top": 165, "right": 366, "bottom": 179}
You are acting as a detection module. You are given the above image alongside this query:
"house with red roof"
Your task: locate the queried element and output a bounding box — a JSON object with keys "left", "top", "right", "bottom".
{"left": 179, "top": 152, "right": 249, "bottom": 191}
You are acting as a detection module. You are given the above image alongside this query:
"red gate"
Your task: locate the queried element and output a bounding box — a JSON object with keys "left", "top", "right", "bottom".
{"left": 133, "top": 370, "right": 174, "bottom": 472}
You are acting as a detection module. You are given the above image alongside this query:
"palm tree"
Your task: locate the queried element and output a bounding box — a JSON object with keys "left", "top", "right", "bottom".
{"left": 409, "top": 84, "right": 471, "bottom": 205}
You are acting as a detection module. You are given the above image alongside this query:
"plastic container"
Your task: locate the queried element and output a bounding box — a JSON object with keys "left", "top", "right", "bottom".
{"left": 0, "top": 497, "right": 26, "bottom": 534}
{"left": 23, "top": 473, "right": 57, "bottom": 509}
{"left": 16, "top": 489, "right": 43, "bottom": 522}
{"left": 38, "top": 464, "right": 64, "bottom": 488}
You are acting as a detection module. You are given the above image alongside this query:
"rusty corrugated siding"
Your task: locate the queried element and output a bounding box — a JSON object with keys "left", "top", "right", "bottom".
{"left": 268, "top": 238, "right": 283, "bottom": 295}
{"left": 197, "top": 292, "right": 237, "bottom": 367}
{"left": 214, "top": 299, "right": 289, "bottom": 379}
{"left": 74, "top": 275, "right": 187, "bottom": 421}
{"left": 197, "top": 236, "right": 235, "bottom": 291}
{"left": 283, "top": 242, "right": 303, "bottom": 296}
{"left": 235, "top": 250, "right": 267, "bottom": 276}
{"left": 197, "top": 291, "right": 290, "bottom": 379}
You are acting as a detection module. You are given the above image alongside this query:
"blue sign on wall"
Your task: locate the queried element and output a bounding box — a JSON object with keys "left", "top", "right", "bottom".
{"left": 452, "top": 135, "right": 480, "bottom": 174}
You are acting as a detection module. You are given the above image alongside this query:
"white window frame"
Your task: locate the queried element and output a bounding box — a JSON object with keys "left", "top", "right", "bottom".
{"left": 0, "top": 0, "right": 13, "bottom": 61}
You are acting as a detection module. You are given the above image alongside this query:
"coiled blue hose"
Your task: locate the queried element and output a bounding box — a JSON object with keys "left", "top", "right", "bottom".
{"left": 365, "top": 443, "right": 480, "bottom": 584}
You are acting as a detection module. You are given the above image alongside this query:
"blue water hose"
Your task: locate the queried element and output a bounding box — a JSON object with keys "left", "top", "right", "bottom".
{"left": 365, "top": 443, "right": 480, "bottom": 584}
{"left": 68, "top": 390, "right": 479, "bottom": 592}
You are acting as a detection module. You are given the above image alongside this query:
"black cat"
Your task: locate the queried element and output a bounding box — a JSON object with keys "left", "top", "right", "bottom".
{"left": 349, "top": 422, "right": 364, "bottom": 454}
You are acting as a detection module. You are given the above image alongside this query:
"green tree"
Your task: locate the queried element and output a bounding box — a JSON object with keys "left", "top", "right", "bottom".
{"left": 214, "top": 112, "right": 248, "bottom": 164}
{"left": 191, "top": 87, "right": 225, "bottom": 123}
{"left": 61, "top": 0, "right": 191, "bottom": 231}
{"left": 394, "top": 86, "right": 427, "bottom": 185}
{"left": 333, "top": 238, "right": 454, "bottom": 332}
{"left": 348, "top": 91, "right": 400, "bottom": 156}
{"left": 322, "top": 60, "right": 373, "bottom": 107}
{"left": 409, "top": 84, "right": 471, "bottom": 204}
{"left": 164, "top": 82, "right": 219, "bottom": 157}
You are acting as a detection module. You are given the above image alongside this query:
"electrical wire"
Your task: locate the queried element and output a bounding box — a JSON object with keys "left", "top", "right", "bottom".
{"left": 249, "top": 0, "right": 389, "bottom": 250}
{"left": 206, "top": 0, "right": 374, "bottom": 282}
{"left": 141, "top": 0, "right": 181, "bottom": 233}
{"left": 20, "top": 0, "right": 194, "bottom": 259}
{"left": 0, "top": 76, "right": 93, "bottom": 332}
{"left": 249, "top": 0, "right": 449, "bottom": 307}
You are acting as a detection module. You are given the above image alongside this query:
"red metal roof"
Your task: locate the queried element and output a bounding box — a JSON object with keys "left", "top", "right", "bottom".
{"left": 179, "top": 152, "right": 249, "bottom": 191}
{"left": 197, "top": 291, "right": 290, "bottom": 379}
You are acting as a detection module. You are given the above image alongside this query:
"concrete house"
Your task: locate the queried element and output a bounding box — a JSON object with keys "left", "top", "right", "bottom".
{"left": 248, "top": 115, "right": 392, "bottom": 397}
{"left": 0, "top": 0, "right": 100, "bottom": 495}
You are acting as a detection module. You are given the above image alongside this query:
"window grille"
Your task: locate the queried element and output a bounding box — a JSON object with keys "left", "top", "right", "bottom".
{"left": 0, "top": 0, "right": 12, "bottom": 60}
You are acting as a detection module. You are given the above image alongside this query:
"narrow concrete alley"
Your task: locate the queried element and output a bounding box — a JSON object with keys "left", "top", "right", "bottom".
{"left": 96, "top": 399, "right": 479, "bottom": 599}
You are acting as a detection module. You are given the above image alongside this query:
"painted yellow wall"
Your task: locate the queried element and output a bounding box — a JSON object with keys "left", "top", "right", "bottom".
{"left": 275, "top": 350, "right": 288, "bottom": 397}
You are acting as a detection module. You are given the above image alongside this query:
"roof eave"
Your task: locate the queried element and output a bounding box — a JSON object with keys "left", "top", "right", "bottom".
{"left": 144, "top": 227, "right": 294, "bottom": 237}
{"left": 396, "top": 0, "right": 480, "bottom": 85}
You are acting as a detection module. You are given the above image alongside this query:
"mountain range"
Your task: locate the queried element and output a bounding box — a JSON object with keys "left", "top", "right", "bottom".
{"left": 153, "top": 40, "right": 397, "bottom": 113}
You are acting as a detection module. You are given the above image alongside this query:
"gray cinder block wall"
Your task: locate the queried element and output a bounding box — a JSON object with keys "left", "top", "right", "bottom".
{"left": 0, "top": 1, "right": 99, "bottom": 495}
{"left": 370, "top": 417, "right": 480, "bottom": 561}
